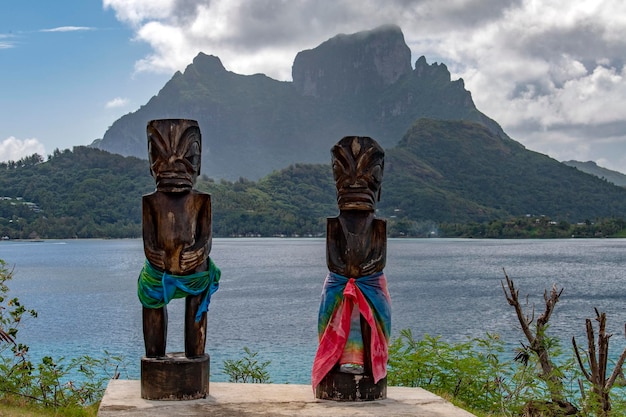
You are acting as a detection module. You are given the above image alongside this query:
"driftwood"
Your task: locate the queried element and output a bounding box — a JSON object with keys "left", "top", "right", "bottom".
{"left": 501, "top": 270, "right": 577, "bottom": 416}
{"left": 572, "top": 308, "right": 626, "bottom": 416}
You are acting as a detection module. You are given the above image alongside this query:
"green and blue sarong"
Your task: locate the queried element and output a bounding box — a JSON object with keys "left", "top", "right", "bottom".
{"left": 137, "top": 258, "right": 220, "bottom": 322}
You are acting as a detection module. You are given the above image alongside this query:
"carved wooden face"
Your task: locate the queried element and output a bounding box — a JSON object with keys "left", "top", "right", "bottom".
{"left": 147, "top": 119, "right": 201, "bottom": 193}
{"left": 331, "top": 136, "right": 384, "bottom": 211}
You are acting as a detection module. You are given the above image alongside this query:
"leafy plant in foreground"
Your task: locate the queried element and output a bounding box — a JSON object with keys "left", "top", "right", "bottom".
{"left": 388, "top": 329, "right": 513, "bottom": 414}
{"left": 222, "top": 347, "right": 271, "bottom": 383}
{"left": 0, "top": 259, "right": 123, "bottom": 410}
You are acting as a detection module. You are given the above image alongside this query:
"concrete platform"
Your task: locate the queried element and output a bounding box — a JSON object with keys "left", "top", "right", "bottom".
{"left": 98, "top": 380, "right": 477, "bottom": 416}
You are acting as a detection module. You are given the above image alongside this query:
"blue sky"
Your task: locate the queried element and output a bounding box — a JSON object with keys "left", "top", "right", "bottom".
{"left": 0, "top": 1, "right": 169, "bottom": 159}
{"left": 3, "top": 1, "right": 626, "bottom": 174}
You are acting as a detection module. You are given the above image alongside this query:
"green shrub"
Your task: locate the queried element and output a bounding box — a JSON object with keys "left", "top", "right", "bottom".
{"left": 388, "top": 326, "right": 626, "bottom": 416}
{"left": 0, "top": 259, "right": 123, "bottom": 410}
{"left": 388, "top": 329, "right": 514, "bottom": 414}
{"left": 222, "top": 347, "right": 271, "bottom": 383}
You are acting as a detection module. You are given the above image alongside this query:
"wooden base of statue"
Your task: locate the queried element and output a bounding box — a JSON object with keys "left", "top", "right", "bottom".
{"left": 315, "top": 369, "right": 387, "bottom": 401}
{"left": 140, "top": 353, "right": 209, "bottom": 400}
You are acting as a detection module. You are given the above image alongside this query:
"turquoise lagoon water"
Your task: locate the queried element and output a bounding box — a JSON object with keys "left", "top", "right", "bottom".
{"left": 1, "top": 238, "right": 626, "bottom": 384}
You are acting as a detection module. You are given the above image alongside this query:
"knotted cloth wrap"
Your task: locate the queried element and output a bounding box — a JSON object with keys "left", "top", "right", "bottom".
{"left": 311, "top": 271, "right": 391, "bottom": 389}
{"left": 137, "top": 258, "right": 220, "bottom": 322}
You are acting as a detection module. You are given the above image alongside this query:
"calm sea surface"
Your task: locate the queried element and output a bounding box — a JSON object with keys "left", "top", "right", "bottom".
{"left": 1, "top": 238, "right": 626, "bottom": 384}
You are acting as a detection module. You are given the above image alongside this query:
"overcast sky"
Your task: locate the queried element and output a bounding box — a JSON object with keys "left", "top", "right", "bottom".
{"left": 2, "top": 0, "right": 626, "bottom": 174}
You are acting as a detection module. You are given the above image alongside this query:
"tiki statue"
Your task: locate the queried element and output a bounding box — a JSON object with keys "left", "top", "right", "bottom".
{"left": 137, "top": 119, "right": 220, "bottom": 360}
{"left": 312, "top": 136, "right": 391, "bottom": 400}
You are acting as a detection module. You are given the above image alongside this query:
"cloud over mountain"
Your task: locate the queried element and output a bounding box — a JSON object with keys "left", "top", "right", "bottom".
{"left": 104, "top": 0, "right": 626, "bottom": 172}
{"left": 0, "top": 137, "right": 46, "bottom": 162}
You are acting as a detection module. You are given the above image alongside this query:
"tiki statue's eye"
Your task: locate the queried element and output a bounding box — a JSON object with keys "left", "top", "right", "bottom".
{"left": 185, "top": 141, "right": 201, "bottom": 169}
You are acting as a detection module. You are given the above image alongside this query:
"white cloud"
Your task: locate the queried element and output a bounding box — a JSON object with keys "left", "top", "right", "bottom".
{"left": 104, "top": 0, "right": 626, "bottom": 170}
{"left": 0, "top": 34, "right": 15, "bottom": 49}
{"left": 103, "top": 0, "right": 175, "bottom": 26}
{"left": 446, "top": 2, "right": 626, "bottom": 126}
{"left": 105, "top": 97, "right": 130, "bottom": 109}
{"left": 40, "top": 26, "right": 94, "bottom": 33}
{"left": 0, "top": 137, "right": 46, "bottom": 162}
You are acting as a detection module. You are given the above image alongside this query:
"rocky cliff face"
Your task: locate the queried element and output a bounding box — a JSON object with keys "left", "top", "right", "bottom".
{"left": 94, "top": 25, "right": 506, "bottom": 180}
{"left": 292, "top": 24, "right": 412, "bottom": 98}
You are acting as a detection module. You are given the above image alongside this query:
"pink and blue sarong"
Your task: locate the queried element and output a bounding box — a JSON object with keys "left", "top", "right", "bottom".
{"left": 311, "top": 271, "right": 391, "bottom": 389}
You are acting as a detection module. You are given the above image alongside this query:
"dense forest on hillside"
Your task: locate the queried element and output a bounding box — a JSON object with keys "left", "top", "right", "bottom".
{"left": 2, "top": 123, "right": 626, "bottom": 240}
{"left": 198, "top": 163, "right": 336, "bottom": 237}
{"left": 0, "top": 148, "right": 338, "bottom": 239}
{"left": 440, "top": 216, "right": 626, "bottom": 238}
{"left": 0, "top": 148, "right": 151, "bottom": 239}
{"left": 380, "top": 119, "right": 626, "bottom": 225}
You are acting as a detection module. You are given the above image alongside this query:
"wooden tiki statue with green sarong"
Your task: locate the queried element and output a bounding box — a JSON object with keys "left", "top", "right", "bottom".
{"left": 138, "top": 119, "right": 220, "bottom": 400}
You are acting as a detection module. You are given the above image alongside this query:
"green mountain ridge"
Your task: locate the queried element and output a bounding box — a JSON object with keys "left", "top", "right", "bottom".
{"left": 382, "top": 119, "right": 626, "bottom": 223}
{"left": 2, "top": 119, "right": 626, "bottom": 239}
{"left": 3, "top": 26, "right": 625, "bottom": 239}
{"left": 562, "top": 160, "right": 626, "bottom": 187}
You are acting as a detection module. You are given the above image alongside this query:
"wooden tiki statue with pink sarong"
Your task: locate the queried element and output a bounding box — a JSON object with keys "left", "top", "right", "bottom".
{"left": 312, "top": 136, "right": 391, "bottom": 401}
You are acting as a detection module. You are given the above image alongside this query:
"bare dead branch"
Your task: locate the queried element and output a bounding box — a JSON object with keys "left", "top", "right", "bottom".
{"left": 572, "top": 308, "right": 625, "bottom": 415}
{"left": 536, "top": 284, "right": 562, "bottom": 330}
{"left": 598, "top": 312, "right": 609, "bottom": 389}
{"left": 0, "top": 328, "right": 14, "bottom": 345}
{"left": 501, "top": 269, "right": 575, "bottom": 413}
{"left": 587, "top": 318, "right": 599, "bottom": 386}
{"left": 607, "top": 346, "right": 626, "bottom": 389}
{"left": 501, "top": 269, "right": 535, "bottom": 345}
{"left": 572, "top": 335, "right": 592, "bottom": 381}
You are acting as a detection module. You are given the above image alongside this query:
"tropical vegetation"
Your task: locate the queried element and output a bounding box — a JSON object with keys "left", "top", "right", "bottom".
{"left": 0, "top": 260, "right": 123, "bottom": 416}
{"left": 388, "top": 273, "right": 626, "bottom": 416}
{"left": 3, "top": 118, "right": 626, "bottom": 240}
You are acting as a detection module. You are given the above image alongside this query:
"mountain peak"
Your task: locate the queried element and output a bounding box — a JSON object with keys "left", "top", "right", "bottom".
{"left": 188, "top": 52, "right": 226, "bottom": 74}
{"left": 292, "top": 24, "right": 412, "bottom": 98}
{"left": 414, "top": 55, "right": 451, "bottom": 82}
{"left": 94, "top": 25, "right": 506, "bottom": 180}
